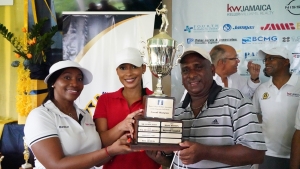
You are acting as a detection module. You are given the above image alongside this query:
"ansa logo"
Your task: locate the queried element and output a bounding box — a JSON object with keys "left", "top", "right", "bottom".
{"left": 261, "top": 23, "right": 297, "bottom": 30}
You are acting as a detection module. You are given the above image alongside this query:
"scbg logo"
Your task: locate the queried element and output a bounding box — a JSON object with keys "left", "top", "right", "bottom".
{"left": 242, "top": 36, "right": 277, "bottom": 44}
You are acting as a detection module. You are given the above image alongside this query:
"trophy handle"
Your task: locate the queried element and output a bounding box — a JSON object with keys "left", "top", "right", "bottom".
{"left": 140, "top": 40, "right": 149, "bottom": 66}
{"left": 174, "top": 43, "right": 184, "bottom": 66}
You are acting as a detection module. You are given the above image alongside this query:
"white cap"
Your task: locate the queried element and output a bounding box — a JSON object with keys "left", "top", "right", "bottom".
{"left": 115, "top": 47, "right": 143, "bottom": 68}
{"left": 258, "top": 47, "right": 292, "bottom": 63}
{"left": 179, "top": 46, "right": 212, "bottom": 63}
{"left": 44, "top": 60, "right": 93, "bottom": 85}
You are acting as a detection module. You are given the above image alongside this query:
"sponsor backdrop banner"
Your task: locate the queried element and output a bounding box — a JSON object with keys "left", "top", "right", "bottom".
{"left": 171, "top": 0, "right": 300, "bottom": 104}
{"left": 63, "top": 12, "right": 155, "bottom": 115}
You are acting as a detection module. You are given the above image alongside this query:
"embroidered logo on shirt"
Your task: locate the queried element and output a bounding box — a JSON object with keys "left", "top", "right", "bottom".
{"left": 212, "top": 119, "right": 219, "bottom": 124}
{"left": 262, "top": 92, "right": 270, "bottom": 100}
{"left": 157, "top": 99, "right": 164, "bottom": 105}
{"left": 85, "top": 123, "right": 95, "bottom": 126}
{"left": 287, "top": 92, "right": 300, "bottom": 97}
{"left": 59, "top": 126, "right": 69, "bottom": 128}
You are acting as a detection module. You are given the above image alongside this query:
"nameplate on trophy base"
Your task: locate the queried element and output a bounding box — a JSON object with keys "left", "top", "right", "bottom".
{"left": 131, "top": 117, "right": 184, "bottom": 151}
{"left": 144, "top": 96, "right": 175, "bottom": 119}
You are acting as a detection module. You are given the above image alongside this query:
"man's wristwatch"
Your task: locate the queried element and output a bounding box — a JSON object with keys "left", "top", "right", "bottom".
{"left": 161, "top": 151, "right": 174, "bottom": 157}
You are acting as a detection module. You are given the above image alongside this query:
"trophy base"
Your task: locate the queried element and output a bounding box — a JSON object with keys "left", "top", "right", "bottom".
{"left": 20, "top": 163, "right": 33, "bottom": 169}
{"left": 130, "top": 143, "right": 186, "bottom": 151}
{"left": 132, "top": 116, "right": 183, "bottom": 151}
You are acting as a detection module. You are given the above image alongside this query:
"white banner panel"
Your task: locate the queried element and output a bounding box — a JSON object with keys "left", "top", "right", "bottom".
{"left": 172, "top": 0, "right": 300, "bottom": 104}
{"left": 0, "top": 0, "right": 13, "bottom": 5}
{"left": 63, "top": 12, "right": 155, "bottom": 115}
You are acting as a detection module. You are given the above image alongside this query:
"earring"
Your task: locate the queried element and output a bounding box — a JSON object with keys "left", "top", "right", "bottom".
{"left": 51, "top": 85, "right": 54, "bottom": 88}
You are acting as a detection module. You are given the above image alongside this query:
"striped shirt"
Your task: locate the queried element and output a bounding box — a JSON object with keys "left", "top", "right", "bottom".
{"left": 173, "top": 81, "right": 266, "bottom": 169}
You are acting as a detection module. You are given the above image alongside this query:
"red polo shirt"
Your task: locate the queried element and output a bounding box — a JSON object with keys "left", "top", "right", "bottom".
{"left": 93, "top": 87, "right": 160, "bottom": 169}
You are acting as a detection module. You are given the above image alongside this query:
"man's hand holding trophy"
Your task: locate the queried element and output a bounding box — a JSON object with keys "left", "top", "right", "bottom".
{"left": 130, "top": 1, "right": 185, "bottom": 151}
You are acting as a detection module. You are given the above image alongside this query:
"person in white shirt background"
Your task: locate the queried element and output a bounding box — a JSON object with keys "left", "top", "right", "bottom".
{"left": 210, "top": 44, "right": 261, "bottom": 99}
{"left": 252, "top": 47, "right": 300, "bottom": 169}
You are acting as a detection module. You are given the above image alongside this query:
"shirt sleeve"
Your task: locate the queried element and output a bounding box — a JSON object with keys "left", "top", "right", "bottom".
{"left": 251, "top": 87, "right": 262, "bottom": 115}
{"left": 233, "top": 73, "right": 260, "bottom": 99}
{"left": 232, "top": 94, "right": 266, "bottom": 150}
{"left": 24, "top": 107, "right": 58, "bottom": 147}
{"left": 93, "top": 94, "right": 108, "bottom": 119}
{"left": 295, "top": 102, "right": 300, "bottom": 130}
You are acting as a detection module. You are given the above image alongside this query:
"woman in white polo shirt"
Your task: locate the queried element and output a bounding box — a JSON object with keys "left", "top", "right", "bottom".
{"left": 24, "top": 60, "right": 132, "bottom": 169}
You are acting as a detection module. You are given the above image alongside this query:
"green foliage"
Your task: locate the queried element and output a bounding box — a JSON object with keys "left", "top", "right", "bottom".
{"left": 0, "top": 18, "right": 58, "bottom": 65}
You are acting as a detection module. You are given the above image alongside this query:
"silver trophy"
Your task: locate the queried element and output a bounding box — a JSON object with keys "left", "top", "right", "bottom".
{"left": 142, "top": 2, "right": 183, "bottom": 96}
{"left": 130, "top": 2, "right": 184, "bottom": 151}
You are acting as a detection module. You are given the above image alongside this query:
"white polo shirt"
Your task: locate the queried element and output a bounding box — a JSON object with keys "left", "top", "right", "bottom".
{"left": 24, "top": 100, "right": 102, "bottom": 169}
{"left": 252, "top": 73, "right": 300, "bottom": 158}
{"left": 295, "top": 100, "right": 300, "bottom": 130}
{"left": 214, "top": 72, "right": 260, "bottom": 99}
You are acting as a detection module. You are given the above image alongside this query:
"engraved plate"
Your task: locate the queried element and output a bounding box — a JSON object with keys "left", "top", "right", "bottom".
{"left": 138, "top": 127, "right": 161, "bottom": 132}
{"left": 138, "top": 138, "right": 160, "bottom": 143}
{"left": 160, "top": 138, "right": 182, "bottom": 144}
{"left": 138, "top": 132, "right": 160, "bottom": 137}
{"left": 161, "top": 122, "right": 182, "bottom": 127}
{"left": 161, "top": 133, "right": 182, "bottom": 138}
{"left": 145, "top": 97, "right": 174, "bottom": 119}
{"left": 161, "top": 127, "right": 182, "bottom": 133}
{"left": 138, "top": 121, "right": 160, "bottom": 126}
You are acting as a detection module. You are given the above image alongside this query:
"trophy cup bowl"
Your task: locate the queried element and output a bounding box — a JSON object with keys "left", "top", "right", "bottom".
{"left": 143, "top": 32, "right": 183, "bottom": 97}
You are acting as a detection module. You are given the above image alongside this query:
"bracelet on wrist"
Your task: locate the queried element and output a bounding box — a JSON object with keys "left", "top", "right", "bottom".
{"left": 105, "top": 147, "right": 112, "bottom": 158}
{"left": 251, "top": 77, "right": 259, "bottom": 81}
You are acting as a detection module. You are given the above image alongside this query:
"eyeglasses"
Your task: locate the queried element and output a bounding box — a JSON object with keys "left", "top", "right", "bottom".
{"left": 223, "top": 57, "right": 239, "bottom": 61}
{"left": 263, "top": 56, "right": 286, "bottom": 63}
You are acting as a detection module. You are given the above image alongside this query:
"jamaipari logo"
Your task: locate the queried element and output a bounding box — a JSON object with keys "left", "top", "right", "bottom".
{"left": 223, "top": 24, "right": 254, "bottom": 32}
{"left": 285, "top": 0, "right": 300, "bottom": 15}
{"left": 260, "top": 23, "right": 299, "bottom": 30}
{"left": 227, "top": 4, "right": 274, "bottom": 16}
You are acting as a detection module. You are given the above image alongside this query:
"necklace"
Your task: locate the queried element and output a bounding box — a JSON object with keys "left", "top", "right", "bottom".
{"left": 191, "top": 100, "right": 207, "bottom": 110}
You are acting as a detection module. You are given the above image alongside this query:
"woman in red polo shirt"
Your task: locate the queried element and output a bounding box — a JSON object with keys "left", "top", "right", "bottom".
{"left": 93, "top": 47, "right": 163, "bottom": 169}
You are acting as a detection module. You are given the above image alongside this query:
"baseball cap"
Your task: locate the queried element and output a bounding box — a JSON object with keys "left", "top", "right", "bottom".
{"left": 44, "top": 60, "right": 93, "bottom": 85}
{"left": 258, "top": 47, "right": 291, "bottom": 63}
{"left": 115, "top": 47, "right": 143, "bottom": 68}
{"left": 179, "top": 46, "right": 212, "bottom": 63}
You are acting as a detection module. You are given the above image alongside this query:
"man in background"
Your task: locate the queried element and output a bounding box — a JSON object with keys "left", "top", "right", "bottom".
{"left": 210, "top": 44, "right": 261, "bottom": 99}
{"left": 290, "top": 107, "right": 300, "bottom": 169}
{"left": 252, "top": 46, "right": 300, "bottom": 169}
